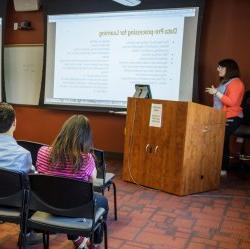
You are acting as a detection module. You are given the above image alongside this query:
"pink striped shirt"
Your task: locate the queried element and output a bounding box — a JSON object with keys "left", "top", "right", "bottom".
{"left": 36, "top": 146, "right": 95, "bottom": 182}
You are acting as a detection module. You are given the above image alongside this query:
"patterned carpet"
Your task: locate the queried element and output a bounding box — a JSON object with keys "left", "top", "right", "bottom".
{"left": 0, "top": 159, "right": 250, "bottom": 249}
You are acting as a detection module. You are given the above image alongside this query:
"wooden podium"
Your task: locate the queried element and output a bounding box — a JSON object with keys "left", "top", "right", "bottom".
{"left": 122, "top": 98, "right": 226, "bottom": 196}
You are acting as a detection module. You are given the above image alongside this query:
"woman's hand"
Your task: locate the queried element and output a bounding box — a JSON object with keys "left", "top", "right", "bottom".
{"left": 205, "top": 85, "right": 217, "bottom": 95}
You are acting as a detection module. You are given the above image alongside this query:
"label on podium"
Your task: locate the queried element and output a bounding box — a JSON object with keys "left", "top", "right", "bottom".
{"left": 149, "top": 103, "right": 162, "bottom": 127}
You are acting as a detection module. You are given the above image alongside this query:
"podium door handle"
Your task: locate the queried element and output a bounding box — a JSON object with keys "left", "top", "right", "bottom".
{"left": 146, "top": 144, "right": 154, "bottom": 153}
{"left": 154, "top": 145, "right": 159, "bottom": 153}
{"left": 146, "top": 144, "right": 150, "bottom": 152}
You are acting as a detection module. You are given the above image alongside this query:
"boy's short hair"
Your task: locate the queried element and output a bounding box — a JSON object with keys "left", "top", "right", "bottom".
{"left": 0, "top": 102, "right": 15, "bottom": 133}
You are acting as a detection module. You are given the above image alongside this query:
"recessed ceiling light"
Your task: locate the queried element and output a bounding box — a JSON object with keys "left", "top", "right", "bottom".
{"left": 112, "top": 0, "right": 141, "bottom": 7}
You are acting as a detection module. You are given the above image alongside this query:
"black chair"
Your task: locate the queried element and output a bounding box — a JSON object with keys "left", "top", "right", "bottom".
{"left": 17, "top": 140, "right": 46, "bottom": 165}
{"left": 23, "top": 174, "right": 108, "bottom": 249}
{"left": 16, "top": 141, "right": 118, "bottom": 221}
{"left": 0, "top": 168, "right": 28, "bottom": 249}
{"left": 233, "top": 90, "right": 250, "bottom": 164}
{"left": 93, "top": 149, "right": 117, "bottom": 221}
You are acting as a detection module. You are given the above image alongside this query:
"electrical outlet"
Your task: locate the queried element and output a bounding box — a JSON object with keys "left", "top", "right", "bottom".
{"left": 13, "top": 22, "right": 18, "bottom": 30}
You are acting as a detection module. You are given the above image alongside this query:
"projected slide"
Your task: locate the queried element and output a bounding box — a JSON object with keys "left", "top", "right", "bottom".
{"left": 45, "top": 8, "right": 199, "bottom": 109}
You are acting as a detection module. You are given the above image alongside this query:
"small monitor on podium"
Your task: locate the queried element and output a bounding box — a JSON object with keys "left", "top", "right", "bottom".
{"left": 133, "top": 84, "right": 152, "bottom": 99}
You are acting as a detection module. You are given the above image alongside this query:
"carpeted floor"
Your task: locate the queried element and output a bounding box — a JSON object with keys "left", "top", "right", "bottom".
{"left": 0, "top": 159, "right": 250, "bottom": 249}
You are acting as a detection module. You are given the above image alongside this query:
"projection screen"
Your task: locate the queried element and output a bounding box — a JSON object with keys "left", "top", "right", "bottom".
{"left": 42, "top": 0, "right": 204, "bottom": 111}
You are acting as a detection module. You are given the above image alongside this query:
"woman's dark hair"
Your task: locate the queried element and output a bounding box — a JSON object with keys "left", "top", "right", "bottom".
{"left": 49, "top": 115, "right": 93, "bottom": 172}
{"left": 218, "top": 58, "right": 240, "bottom": 84}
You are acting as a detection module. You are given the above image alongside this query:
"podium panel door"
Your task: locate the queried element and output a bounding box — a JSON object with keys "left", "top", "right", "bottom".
{"left": 123, "top": 99, "right": 187, "bottom": 192}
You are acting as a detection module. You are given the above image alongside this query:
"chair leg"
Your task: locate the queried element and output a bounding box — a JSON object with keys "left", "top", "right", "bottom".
{"left": 20, "top": 232, "right": 26, "bottom": 249}
{"left": 101, "top": 182, "right": 118, "bottom": 220}
{"left": 47, "top": 233, "right": 50, "bottom": 249}
{"left": 238, "top": 139, "right": 250, "bottom": 175}
{"left": 43, "top": 233, "right": 46, "bottom": 249}
{"left": 43, "top": 232, "right": 50, "bottom": 249}
{"left": 103, "top": 222, "right": 108, "bottom": 249}
{"left": 19, "top": 223, "right": 27, "bottom": 249}
{"left": 17, "top": 232, "right": 21, "bottom": 247}
{"left": 17, "top": 232, "right": 24, "bottom": 249}
{"left": 112, "top": 182, "right": 118, "bottom": 221}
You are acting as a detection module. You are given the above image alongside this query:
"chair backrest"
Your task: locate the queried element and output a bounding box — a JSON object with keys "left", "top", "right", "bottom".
{"left": 242, "top": 90, "right": 250, "bottom": 124}
{"left": 93, "top": 149, "right": 106, "bottom": 179}
{"left": 17, "top": 140, "right": 46, "bottom": 165}
{"left": 28, "top": 174, "right": 95, "bottom": 218}
{"left": 0, "top": 168, "right": 27, "bottom": 208}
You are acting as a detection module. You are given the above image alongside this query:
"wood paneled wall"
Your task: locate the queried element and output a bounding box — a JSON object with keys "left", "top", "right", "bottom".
{"left": 4, "top": 0, "right": 250, "bottom": 152}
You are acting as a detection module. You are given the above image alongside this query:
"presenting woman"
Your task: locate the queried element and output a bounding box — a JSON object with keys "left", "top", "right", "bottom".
{"left": 205, "top": 59, "right": 245, "bottom": 175}
{"left": 36, "top": 115, "right": 108, "bottom": 249}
